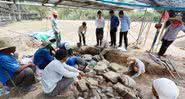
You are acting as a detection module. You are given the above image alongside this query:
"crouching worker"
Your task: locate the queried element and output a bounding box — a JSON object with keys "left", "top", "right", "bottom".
{"left": 33, "top": 40, "right": 55, "bottom": 70}
{"left": 152, "top": 78, "right": 179, "bottom": 99}
{"left": 127, "top": 57, "right": 145, "bottom": 78}
{"left": 41, "top": 49, "right": 83, "bottom": 97}
{"left": 0, "top": 38, "right": 36, "bottom": 91}
{"left": 58, "top": 42, "right": 88, "bottom": 70}
{"left": 58, "top": 42, "right": 73, "bottom": 56}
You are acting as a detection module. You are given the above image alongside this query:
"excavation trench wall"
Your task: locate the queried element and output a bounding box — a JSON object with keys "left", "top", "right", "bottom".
{"left": 74, "top": 46, "right": 168, "bottom": 76}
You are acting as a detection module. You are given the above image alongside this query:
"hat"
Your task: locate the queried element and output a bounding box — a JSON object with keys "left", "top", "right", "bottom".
{"left": 0, "top": 37, "right": 16, "bottom": 51}
{"left": 64, "top": 42, "right": 71, "bottom": 50}
{"left": 52, "top": 10, "right": 58, "bottom": 16}
{"left": 127, "top": 57, "right": 136, "bottom": 65}
{"left": 153, "top": 78, "right": 179, "bottom": 99}
{"left": 169, "top": 16, "right": 183, "bottom": 22}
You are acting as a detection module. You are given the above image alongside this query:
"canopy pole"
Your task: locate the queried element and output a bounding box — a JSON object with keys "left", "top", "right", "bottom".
{"left": 143, "top": 22, "right": 152, "bottom": 46}
{"left": 149, "top": 10, "right": 165, "bottom": 52}
{"left": 136, "top": 9, "right": 147, "bottom": 46}
{"left": 154, "top": 22, "right": 166, "bottom": 52}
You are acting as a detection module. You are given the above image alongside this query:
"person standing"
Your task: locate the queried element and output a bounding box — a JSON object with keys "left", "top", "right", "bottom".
{"left": 78, "top": 22, "right": 87, "bottom": 46}
{"left": 118, "top": 11, "right": 130, "bottom": 50}
{"left": 51, "top": 11, "right": 61, "bottom": 47}
{"left": 95, "top": 10, "right": 105, "bottom": 47}
{"left": 109, "top": 10, "right": 119, "bottom": 47}
{"left": 155, "top": 16, "right": 185, "bottom": 58}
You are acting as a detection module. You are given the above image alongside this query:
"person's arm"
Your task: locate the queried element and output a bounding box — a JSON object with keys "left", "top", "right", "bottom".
{"left": 117, "top": 17, "right": 120, "bottom": 27}
{"left": 64, "top": 63, "right": 80, "bottom": 72}
{"left": 131, "top": 73, "right": 140, "bottom": 78}
{"left": 95, "top": 18, "right": 98, "bottom": 27}
{"left": 84, "top": 27, "right": 87, "bottom": 34}
{"left": 103, "top": 18, "right": 105, "bottom": 28}
{"left": 55, "top": 63, "right": 79, "bottom": 78}
{"left": 16, "top": 63, "right": 35, "bottom": 73}
{"left": 182, "top": 25, "right": 185, "bottom": 32}
{"left": 127, "top": 16, "right": 131, "bottom": 29}
{"left": 43, "top": 49, "right": 54, "bottom": 62}
{"left": 0, "top": 58, "right": 34, "bottom": 74}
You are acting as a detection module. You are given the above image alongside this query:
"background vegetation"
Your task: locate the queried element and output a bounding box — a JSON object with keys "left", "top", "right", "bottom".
{"left": 23, "top": 5, "right": 161, "bottom": 22}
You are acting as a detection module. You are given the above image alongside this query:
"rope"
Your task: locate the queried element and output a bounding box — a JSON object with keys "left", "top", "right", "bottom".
{"left": 99, "top": 0, "right": 185, "bottom": 11}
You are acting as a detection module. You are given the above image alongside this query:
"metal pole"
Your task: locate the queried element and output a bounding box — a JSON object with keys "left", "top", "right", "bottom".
{"left": 149, "top": 10, "right": 165, "bottom": 52}
{"left": 136, "top": 9, "right": 147, "bottom": 46}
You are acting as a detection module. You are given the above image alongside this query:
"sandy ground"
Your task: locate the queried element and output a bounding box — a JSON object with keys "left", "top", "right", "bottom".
{"left": 0, "top": 20, "right": 185, "bottom": 99}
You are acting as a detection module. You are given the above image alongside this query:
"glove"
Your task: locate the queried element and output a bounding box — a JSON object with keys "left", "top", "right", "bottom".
{"left": 155, "top": 24, "right": 162, "bottom": 29}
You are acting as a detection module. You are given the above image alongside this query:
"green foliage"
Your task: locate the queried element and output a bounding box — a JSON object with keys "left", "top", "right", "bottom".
{"left": 22, "top": 5, "right": 160, "bottom": 22}
{"left": 128, "top": 10, "right": 160, "bottom": 22}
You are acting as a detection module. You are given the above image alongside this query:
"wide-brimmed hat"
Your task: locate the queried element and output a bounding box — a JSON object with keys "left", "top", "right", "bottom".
{"left": 0, "top": 37, "right": 16, "bottom": 51}
{"left": 153, "top": 78, "right": 179, "bottom": 99}
{"left": 169, "top": 16, "right": 183, "bottom": 22}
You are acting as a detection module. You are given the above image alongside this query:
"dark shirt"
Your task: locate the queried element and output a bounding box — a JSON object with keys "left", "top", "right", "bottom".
{"left": 110, "top": 15, "right": 119, "bottom": 29}
{"left": 33, "top": 48, "right": 54, "bottom": 69}
{"left": 66, "top": 56, "right": 78, "bottom": 68}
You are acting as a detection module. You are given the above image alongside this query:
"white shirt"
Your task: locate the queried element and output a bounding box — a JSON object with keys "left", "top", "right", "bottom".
{"left": 95, "top": 17, "right": 105, "bottom": 28}
{"left": 41, "top": 60, "right": 80, "bottom": 93}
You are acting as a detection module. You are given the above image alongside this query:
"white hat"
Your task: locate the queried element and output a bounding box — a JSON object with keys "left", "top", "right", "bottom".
{"left": 153, "top": 78, "right": 179, "bottom": 99}
{"left": 64, "top": 42, "right": 71, "bottom": 50}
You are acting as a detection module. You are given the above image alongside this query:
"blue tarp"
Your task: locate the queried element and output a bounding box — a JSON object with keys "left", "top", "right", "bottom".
{"left": 98, "top": 0, "right": 185, "bottom": 11}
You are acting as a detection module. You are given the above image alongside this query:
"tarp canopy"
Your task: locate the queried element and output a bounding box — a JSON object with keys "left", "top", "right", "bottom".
{"left": 98, "top": 0, "right": 185, "bottom": 11}
{"left": 0, "top": 0, "right": 133, "bottom": 11}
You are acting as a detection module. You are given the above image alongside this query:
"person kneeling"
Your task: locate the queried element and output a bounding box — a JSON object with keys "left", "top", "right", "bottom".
{"left": 127, "top": 57, "right": 145, "bottom": 78}
{"left": 41, "top": 49, "right": 82, "bottom": 97}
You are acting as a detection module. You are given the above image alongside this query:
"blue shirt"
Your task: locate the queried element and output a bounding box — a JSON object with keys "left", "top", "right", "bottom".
{"left": 120, "top": 15, "right": 130, "bottom": 32}
{"left": 0, "top": 52, "right": 20, "bottom": 85}
{"left": 66, "top": 56, "right": 78, "bottom": 68}
{"left": 110, "top": 15, "right": 119, "bottom": 29}
{"left": 163, "top": 25, "right": 185, "bottom": 41}
{"left": 33, "top": 48, "right": 54, "bottom": 69}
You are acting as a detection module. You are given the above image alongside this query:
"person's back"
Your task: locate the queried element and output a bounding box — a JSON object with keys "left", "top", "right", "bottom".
{"left": 33, "top": 48, "right": 54, "bottom": 69}
{"left": 66, "top": 56, "right": 78, "bottom": 68}
{"left": 41, "top": 49, "right": 80, "bottom": 96}
{"left": 0, "top": 52, "right": 20, "bottom": 85}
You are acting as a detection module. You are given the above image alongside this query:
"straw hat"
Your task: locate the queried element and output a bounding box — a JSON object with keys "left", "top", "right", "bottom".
{"left": 169, "top": 16, "right": 183, "bottom": 22}
{"left": 0, "top": 37, "right": 16, "bottom": 51}
{"left": 52, "top": 10, "right": 58, "bottom": 16}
